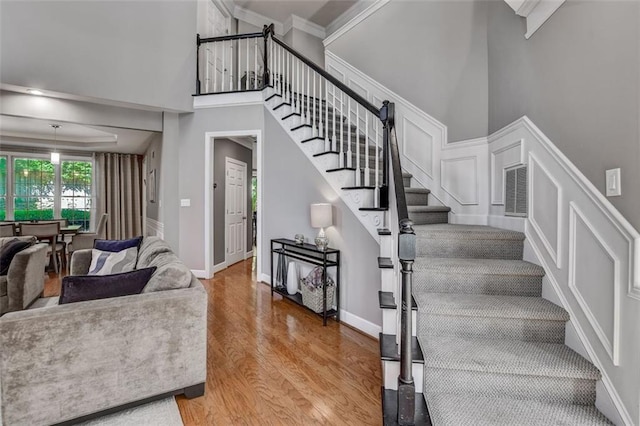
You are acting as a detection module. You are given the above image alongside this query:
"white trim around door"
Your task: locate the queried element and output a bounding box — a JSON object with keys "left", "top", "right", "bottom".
{"left": 204, "top": 130, "right": 263, "bottom": 280}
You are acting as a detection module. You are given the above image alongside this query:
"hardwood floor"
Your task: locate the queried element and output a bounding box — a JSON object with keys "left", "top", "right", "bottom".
{"left": 46, "top": 258, "right": 382, "bottom": 425}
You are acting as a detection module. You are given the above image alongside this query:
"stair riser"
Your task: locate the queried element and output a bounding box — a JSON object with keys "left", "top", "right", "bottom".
{"left": 425, "top": 368, "right": 596, "bottom": 405}
{"left": 418, "top": 314, "right": 566, "bottom": 344}
{"left": 406, "top": 192, "right": 429, "bottom": 206}
{"left": 413, "top": 270, "right": 543, "bottom": 297}
{"left": 416, "top": 238, "right": 524, "bottom": 259}
{"left": 409, "top": 211, "right": 449, "bottom": 225}
{"left": 383, "top": 360, "right": 424, "bottom": 393}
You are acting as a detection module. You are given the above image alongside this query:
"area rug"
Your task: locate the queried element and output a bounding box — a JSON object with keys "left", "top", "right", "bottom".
{"left": 77, "top": 397, "right": 184, "bottom": 426}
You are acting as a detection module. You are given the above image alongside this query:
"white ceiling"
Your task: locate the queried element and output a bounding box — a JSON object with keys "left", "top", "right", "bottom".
{"left": 233, "top": 0, "right": 360, "bottom": 27}
{"left": 0, "top": 115, "right": 155, "bottom": 154}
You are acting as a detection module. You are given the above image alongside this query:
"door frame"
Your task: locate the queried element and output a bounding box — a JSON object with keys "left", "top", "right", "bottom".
{"left": 224, "top": 156, "right": 248, "bottom": 267}
{"left": 203, "top": 130, "right": 262, "bottom": 279}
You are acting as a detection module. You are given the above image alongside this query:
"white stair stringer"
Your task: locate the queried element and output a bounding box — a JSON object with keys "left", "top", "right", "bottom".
{"left": 264, "top": 89, "right": 385, "bottom": 240}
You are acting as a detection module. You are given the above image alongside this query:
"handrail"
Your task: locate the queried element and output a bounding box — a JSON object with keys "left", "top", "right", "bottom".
{"left": 269, "top": 34, "right": 380, "bottom": 117}
{"left": 198, "top": 32, "right": 264, "bottom": 44}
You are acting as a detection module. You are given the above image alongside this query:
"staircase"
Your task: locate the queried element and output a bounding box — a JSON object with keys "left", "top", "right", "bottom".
{"left": 196, "top": 26, "right": 613, "bottom": 425}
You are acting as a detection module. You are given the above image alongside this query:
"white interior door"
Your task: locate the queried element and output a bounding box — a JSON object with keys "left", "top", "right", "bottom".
{"left": 225, "top": 157, "right": 247, "bottom": 266}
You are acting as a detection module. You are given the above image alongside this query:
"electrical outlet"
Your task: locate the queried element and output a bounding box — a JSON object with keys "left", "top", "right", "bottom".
{"left": 606, "top": 168, "right": 621, "bottom": 197}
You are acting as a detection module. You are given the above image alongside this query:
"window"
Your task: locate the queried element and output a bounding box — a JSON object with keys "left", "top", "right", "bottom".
{"left": 0, "top": 153, "right": 94, "bottom": 230}
{"left": 13, "top": 158, "right": 55, "bottom": 221}
{"left": 61, "top": 161, "right": 92, "bottom": 230}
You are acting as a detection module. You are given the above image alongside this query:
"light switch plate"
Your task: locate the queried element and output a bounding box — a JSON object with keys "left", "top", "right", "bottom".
{"left": 180, "top": 199, "right": 191, "bottom": 207}
{"left": 606, "top": 168, "right": 621, "bottom": 197}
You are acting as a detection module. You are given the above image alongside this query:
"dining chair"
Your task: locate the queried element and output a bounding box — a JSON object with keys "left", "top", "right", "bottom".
{"left": 67, "top": 213, "right": 108, "bottom": 257}
{"left": 19, "top": 222, "right": 65, "bottom": 274}
{"left": 0, "top": 223, "right": 16, "bottom": 237}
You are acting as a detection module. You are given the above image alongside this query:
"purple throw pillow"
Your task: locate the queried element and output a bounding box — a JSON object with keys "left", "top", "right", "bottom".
{"left": 59, "top": 267, "right": 156, "bottom": 304}
{"left": 0, "top": 239, "right": 33, "bottom": 276}
{"left": 94, "top": 236, "right": 143, "bottom": 252}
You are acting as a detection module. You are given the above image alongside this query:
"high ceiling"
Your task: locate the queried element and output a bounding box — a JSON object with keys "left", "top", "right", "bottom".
{"left": 233, "top": 0, "right": 360, "bottom": 27}
{"left": 0, "top": 115, "right": 155, "bottom": 154}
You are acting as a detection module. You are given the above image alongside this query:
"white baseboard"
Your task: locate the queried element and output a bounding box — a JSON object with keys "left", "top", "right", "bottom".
{"left": 340, "top": 309, "right": 381, "bottom": 338}
{"left": 245, "top": 250, "right": 254, "bottom": 259}
{"left": 260, "top": 273, "right": 271, "bottom": 284}
{"left": 487, "top": 215, "right": 525, "bottom": 232}
{"left": 449, "top": 213, "right": 488, "bottom": 226}
{"left": 191, "top": 269, "right": 208, "bottom": 279}
{"left": 213, "top": 262, "right": 227, "bottom": 274}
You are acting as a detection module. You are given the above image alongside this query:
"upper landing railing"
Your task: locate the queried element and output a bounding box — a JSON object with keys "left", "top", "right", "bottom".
{"left": 194, "top": 25, "right": 417, "bottom": 425}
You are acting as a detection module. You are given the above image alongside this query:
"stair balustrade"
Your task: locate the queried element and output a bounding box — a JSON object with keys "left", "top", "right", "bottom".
{"left": 194, "top": 24, "right": 417, "bottom": 425}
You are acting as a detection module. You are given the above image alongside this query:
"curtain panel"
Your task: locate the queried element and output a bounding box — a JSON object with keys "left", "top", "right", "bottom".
{"left": 95, "top": 153, "right": 143, "bottom": 239}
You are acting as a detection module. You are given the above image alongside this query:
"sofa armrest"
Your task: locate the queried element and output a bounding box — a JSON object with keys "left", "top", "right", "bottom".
{"left": 70, "top": 248, "right": 93, "bottom": 275}
{"left": 6, "top": 243, "right": 48, "bottom": 312}
{"left": 0, "top": 281, "right": 208, "bottom": 426}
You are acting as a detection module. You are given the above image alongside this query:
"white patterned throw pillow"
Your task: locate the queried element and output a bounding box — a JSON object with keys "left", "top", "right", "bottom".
{"left": 89, "top": 247, "right": 138, "bottom": 275}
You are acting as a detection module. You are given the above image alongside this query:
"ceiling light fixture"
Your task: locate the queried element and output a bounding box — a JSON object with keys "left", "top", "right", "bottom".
{"left": 26, "top": 89, "right": 43, "bottom": 96}
{"left": 50, "top": 124, "right": 61, "bottom": 165}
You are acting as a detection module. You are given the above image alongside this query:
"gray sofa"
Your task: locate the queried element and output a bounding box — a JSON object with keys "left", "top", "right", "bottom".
{"left": 0, "top": 236, "right": 48, "bottom": 316}
{"left": 0, "top": 237, "right": 207, "bottom": 425}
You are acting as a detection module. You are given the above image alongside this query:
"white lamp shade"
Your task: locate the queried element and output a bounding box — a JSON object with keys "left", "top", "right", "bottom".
{"left": 310, "top": 203, "right": 332, "bottom": 228}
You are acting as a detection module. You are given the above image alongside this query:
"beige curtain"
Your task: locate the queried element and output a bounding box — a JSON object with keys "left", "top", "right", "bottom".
{"left": 95, "top": 153, "right": 143, "bottom": 239}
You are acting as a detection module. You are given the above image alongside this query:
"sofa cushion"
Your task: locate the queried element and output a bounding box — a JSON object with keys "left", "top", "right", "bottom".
{"left": 94, "top": 236, "right": 143, "bottom": 252}
{"left": 142, "top": 252, "right": 192, "bottom": 293}
{"left": 0, "top": 239, "right": 33, "bottom": 276}
{"left": 89, "top": 247, "right": 138, "bottom": 275}
{"left": 59, "top": 267, "right": 156, "bottom": 304}
{"left": 137, "top": 236, "right": 173, "bottom": 268}
{"left": 0, "top": 275, "right": 7, "bottom": 297}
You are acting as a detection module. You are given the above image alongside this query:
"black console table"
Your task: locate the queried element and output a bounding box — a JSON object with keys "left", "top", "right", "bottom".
{"left": 270, "top": 238, "right": 340, "bottom": 325}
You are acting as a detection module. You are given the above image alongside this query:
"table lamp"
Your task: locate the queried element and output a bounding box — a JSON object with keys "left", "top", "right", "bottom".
{"left": 310, "top": 203, "right": 332, "bottom": 251}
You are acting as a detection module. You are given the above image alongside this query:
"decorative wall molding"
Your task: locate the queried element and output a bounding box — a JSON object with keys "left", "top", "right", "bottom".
{"left": 491, "top": 116, "right": 639, "bottom": 424}
{"left": 324, "top": 0, "right": 390, "bottom": 47}
{"left": 440, "top": 157, "right": 478, "bottom": 205}
{"left": 233, "top": 5, "right": 285, "bottom": 35}
{"left": 528, "top": 153, "right": 562, "bottom": 268}
{"left": 568, "top": 202, "right": 620, "bottom": 366}
{"left": 283, "top": 14, "right": 326, "bottom": 39}
{"left": 490, "top": 139, "right": 523, "bottom": 205}
{"left": 145, "top": 218, "right": 164, "bottom": 239}
{"left": 193, "top": 92, "right": 263, "bottom": 109}
{"left": 504, "top": 0, "right": 567, "bottom": 39}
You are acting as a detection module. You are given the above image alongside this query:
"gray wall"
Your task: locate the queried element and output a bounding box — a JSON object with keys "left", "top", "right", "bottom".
{"left": 0, "top": 0, "right": 197, "bottom": 112}
{"left": 144, "top": 133, "right": 163, "bottom": 221}
{"left": 178, "top": 105, "right": 264, "bottom": 270}
{"left": 488, "top": 0, "right": 640, "bottom": 230}
{"left": 213, "top": 138, "right": 253, "bottom": 265}
{"left": 262, "top": 111, "right": 382, "bottom": 326}
{"left": 327, "top": 0, "right": 488, "bottom": 142}
{"left": 160, "top": 112, "right": 181, "bottom": 252}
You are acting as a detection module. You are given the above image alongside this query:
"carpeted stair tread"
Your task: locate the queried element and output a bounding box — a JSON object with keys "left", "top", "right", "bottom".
{"left": 413, "top": 224, "right": 524, "bottom": 241}
{"left": 413, "top": 257, "right": 544, "bottom": 276}
{"left": 425, "top": 394, "right": 612, "bottom": 426}
{"left": 421, "top": 336, "right": 600, "bottom": 380}
{"left": 404, "top": 187, "right": 431, "bottom": 194}
{"left": 407, "top": 205, "right": 451, "bottom": 213}
{"left": 414, "top": 293, "right": 569, "bottom": 322}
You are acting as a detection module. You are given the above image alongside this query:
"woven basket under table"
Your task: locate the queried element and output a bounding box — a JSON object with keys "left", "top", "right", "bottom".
{"left": 301, "top": 283, "right": 335, "bottom": 314}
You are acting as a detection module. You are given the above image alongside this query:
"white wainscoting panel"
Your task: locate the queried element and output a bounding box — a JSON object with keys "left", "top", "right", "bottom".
{"left": 145, "top": 218, "right": 164, "bottom": 239}
{"left": 529, "top": 154, "right": 562, "bottom": 268}
{"left": 402, "top": 116, "right": 434, "bottom": 179}
{"left": 568, "top": 202, "right": 620, "bottom": 366}
{"left": 490, "top": 117, "right": 640, "bottom": 425}
{"left": 440, "top": 157, "right": 478, "bottom": 205}
{"left": 490, "top": 139, "right": 523, "bottom": 205}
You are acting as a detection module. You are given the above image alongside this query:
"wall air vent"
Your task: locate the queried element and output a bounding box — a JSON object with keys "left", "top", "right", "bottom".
{"left": 505, "top": 165, "right": 527, "bottom": 217}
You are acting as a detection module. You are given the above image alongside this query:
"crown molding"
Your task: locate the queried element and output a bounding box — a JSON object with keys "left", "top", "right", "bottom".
{"left": 233, "top": 5, "right": 285, "bottom": 36}
{"left": 284, "top": 14, "right": 326, "bottom": 39}
{"left": 324, "top": 0, "right": 390, "bottom": 47}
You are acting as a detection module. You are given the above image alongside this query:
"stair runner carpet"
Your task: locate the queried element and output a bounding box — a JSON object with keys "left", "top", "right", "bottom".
{"left": 403, "top": 172, "right": 612, "bottom": 425}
